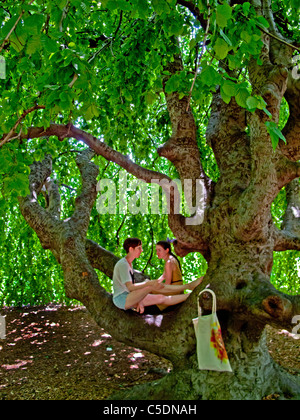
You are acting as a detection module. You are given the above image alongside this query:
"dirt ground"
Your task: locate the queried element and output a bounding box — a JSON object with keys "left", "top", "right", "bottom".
{"left": 0, "top": 304, "right": 299, "bottom": 400}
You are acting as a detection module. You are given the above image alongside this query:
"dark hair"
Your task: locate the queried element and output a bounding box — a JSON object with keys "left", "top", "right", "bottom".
{"left": 123, "top": 238, "right": 142, "bottom": 253}
{"left": 156, "top": 240, "right": 182, "bottom": 273}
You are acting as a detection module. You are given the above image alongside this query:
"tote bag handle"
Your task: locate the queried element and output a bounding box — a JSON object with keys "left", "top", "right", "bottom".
{"left": 197, "top": 288, "right": 217, "bottom": 317}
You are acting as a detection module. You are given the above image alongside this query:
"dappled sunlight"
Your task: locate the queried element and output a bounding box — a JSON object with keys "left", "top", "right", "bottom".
{"left": 1, "top": 305, "right": 298, "bottom": 400}
{"left": 0, "top": 305, "right": 172, "bottom": 399}
{"left": 144, "top": 314, "right": 163, "bottom": 327}
{"left": 2, "top": 359, "right": 33, "bottom": 371}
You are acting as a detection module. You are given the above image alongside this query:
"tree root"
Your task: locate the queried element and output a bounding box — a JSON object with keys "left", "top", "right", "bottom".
{"left": 109, "top": 330, "right": 300, "bottom": 401}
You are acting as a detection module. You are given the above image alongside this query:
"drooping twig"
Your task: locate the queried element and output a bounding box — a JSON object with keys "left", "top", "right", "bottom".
{"left": 0, "top": 105, "right": 45, "bottom": 148}
{"left": 186, "top": 2, "right": 211, "bottom": 112}
{"left": 0, "top": 0, "right": 35, "bottom": 54}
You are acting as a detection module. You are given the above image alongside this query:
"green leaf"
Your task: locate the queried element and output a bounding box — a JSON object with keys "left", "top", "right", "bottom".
{"left": 199, "top": 65, "right": 222, "bottom": 87}
{"left": 242, "top": 2, "right": 251, "bottom": 16}
{"left": 46, "top": 89, "right": 60, "bottom": 106}
{"left": 24, "top": 14, "right": 44, "bottom": 35}
{"left": 241, "top": 30, "right": 252, "bottom": 44}
{"left": 255, "top": 96, "right": 267, "bottom": 110}
{"left": 59, "top": 90, "right": 74, "bottom": 110}
{"left": 263, "top": 108, "right": 272, "bottom": 118}
{"left": 57, "top": 0, "right": 69, "bottom": 10}
{"left": 26, "top": 35, "right": 41, "bottom": 55}
{"left": 10, "top": 31, "right": 27, "bottom": 52}
{"left": 220, "top": 88, "right": 232, "bottom": 104}
{"left": 219, "top": 29, "right": 232, "bottom": 46}
{"left": 6, "top": 172, "right": 30, "bottom": 197}
{"left": 151, "top": 0, "right": 170, "bottom": 15}
{"left": 291, "top": 0, "right": 300, "bottom": 10}
{"left": 41, "top": 35, "right": 59, "bottom": 53}
{"left": 214, "top": 37, "right": 230, "bottom": 60}
{"left": 256, "top": 16, "right": 270, "bottom": 29}
{"left": 265, "top": 121, "right": 286, "bottom": 150}
{"left": 164, "top": 74, "right": 180, "bottom": 93}
{"left": 216, "top": 3, "right": 233, "bottom": 28}
{"left": 228, "top": 55, "right": 242, "bottom": 70}
{"left": 222, "top": 80, "right": 238, "bottom": 97}
{"left": 246, "top": 96, "right": 259, "bottom": 111}
{"left": 235, "top": 87, "right": 249, "bottom": 108}
{"left": 145, "top": 91, "right": 157, "bottom": 105}
{"left": 136, "top": 0, "right": 150, "bottom": 18}
{"left": 84, "top": 104, "right": 99, "bottom": 120}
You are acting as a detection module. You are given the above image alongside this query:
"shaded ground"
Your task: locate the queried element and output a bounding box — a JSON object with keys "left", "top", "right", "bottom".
{"left": 0, "top": 304, "right": 299, "bottom": 400}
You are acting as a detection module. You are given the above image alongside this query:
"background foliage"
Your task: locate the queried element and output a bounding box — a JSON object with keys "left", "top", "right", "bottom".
{"left": 0, "top": 0, "right": 299, "bottom": 307}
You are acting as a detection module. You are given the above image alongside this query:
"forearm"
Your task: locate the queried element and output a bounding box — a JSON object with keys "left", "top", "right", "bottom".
{"left": 127, "top": 281, "right": 152, "bottom": 293}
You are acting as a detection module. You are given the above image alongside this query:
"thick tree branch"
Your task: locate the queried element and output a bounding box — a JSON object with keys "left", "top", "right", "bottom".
{"left": 282, "top": 178, "right": 300, "bottom": 233}
{"left": 72, "top": 149, "right": 99, "bottom": 238}
{"left": 168, "top": 214, "right": 209, "bottom": 258}
{"left": 273, "top": 228, "right": 300, "bottom": 252}
{"left": 160, "top": 54, "right": 213, "bottom": 249}
{"left": 273, "top": 179, "right": 300, "bottom": 251}
{"left": 3, "top": 123, "right": 210, "bottom": 254}
{"left": 280, "top": 75, "right": 300, "bottom": 161}
{"left": 1, "top": 123, "right": 173, "bottom": 185}
{"left": 206, "top": 93, "right": 250, "bottom": 201}
{"left": 260, "top": 0, "right": 300, "bottom": 162}
{"left": 18, "top": 155, "right": 62, "bottom": 254}
{"left": 232, "top": 35, "right": 290, "bottom": 241}
{"left": 44, "top": 178, "right": 61, "bottom": 219}
{"left": 161, "top": 55, "right": 208, "bottom": 184}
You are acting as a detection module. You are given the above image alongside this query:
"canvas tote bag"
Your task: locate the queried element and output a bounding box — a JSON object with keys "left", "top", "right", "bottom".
{"left": 192, "top": 289, "right": 232, "bottom": 372}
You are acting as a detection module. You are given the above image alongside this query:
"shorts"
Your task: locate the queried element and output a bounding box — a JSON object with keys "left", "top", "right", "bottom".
{"left": 113, "top": 291, "right": 129, "bottom": 310}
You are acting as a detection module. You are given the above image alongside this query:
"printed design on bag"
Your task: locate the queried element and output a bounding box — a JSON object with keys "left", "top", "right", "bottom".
{"left": 210, "top": 322, "right": 229, "bottom": 363}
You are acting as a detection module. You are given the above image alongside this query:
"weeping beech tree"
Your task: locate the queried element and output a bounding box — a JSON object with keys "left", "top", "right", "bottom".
{"left": 1, "top": 0, "right": 300, "bottom": 399}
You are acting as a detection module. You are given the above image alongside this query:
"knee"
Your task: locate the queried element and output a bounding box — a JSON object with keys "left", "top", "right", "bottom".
{"left": 156, "top": 294, "right": 166, "bottom": 305}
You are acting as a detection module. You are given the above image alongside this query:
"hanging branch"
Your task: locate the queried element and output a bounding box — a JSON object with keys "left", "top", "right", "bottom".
{"left": 186, "top": 2, "right": 211, "bottom": 112}
{"left": 0, "top": 105, "right": 45, "bottom": 148}
{"left": 0, "top": 0, "right": 35, "bottom": 54}
{"left": 116, "top": 215, "right": 127, "bottom": 247}
{"left": 142, "top": 217, "right": 155, "bottom": 273}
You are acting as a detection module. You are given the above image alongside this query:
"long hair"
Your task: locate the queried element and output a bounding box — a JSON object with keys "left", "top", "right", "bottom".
{"left": 156, "top": 240, "right": 182, "bottom": 273}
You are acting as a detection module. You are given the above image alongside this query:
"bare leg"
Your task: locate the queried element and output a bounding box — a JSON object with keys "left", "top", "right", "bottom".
{"left": 137, "top": 293, "right": 188, "bottom": 313}
{"left": 124, "top": 286, "right": 152, "bottom": 310}
{"left": 155, "top": 277, "right": 204, "bottom": 295}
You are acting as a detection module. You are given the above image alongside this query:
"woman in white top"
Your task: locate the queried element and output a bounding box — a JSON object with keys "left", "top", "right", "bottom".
{"left": 112, "top": 238, "right": 201, "bottom": 313}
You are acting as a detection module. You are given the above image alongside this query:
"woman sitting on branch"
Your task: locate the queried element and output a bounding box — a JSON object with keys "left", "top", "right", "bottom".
{"left": 156, "top": 239, "right": 184, "bottom": 287}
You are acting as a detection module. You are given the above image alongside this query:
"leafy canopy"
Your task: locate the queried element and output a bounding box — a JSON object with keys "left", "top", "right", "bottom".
{"left": 0, "top": 0, "right": 299, "bottom": 305}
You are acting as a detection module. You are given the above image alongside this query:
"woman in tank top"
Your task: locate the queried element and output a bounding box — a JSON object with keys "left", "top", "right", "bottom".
{"left": 156, "top": 240, "right": 184, "bottom": 289}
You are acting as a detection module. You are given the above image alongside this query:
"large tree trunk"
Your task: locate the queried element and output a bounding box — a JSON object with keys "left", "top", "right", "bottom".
{"left": 110, "top": 329, "right": 299, "bottom": 400}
